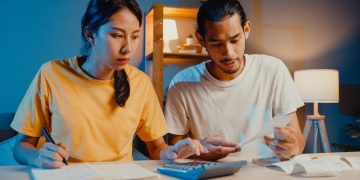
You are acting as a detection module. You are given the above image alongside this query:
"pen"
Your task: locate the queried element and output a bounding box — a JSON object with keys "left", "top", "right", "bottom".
{"left": 41, "top": 127, "right": 68, "bottom": 166}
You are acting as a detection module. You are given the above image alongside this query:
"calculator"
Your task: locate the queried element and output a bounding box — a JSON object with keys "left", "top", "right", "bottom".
{"left": 157, "top": 160, "right": 247, "bottom": 179}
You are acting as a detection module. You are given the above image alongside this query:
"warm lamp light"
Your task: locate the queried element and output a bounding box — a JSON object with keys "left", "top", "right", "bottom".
{"left": 294, "top": 69, "right": 339, "bottom": 153}
{"left": 163, "top": 19, "right": 179, "bottom": 52}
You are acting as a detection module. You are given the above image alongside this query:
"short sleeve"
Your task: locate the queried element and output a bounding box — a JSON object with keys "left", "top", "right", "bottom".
{"left": 10, "top": 64, "right": 51, "bottom": 137}
{"left": 136, "top": 77, "right": 168, "bottom": 142}
{"left": 164, "top": 84, "right": 190, "bottom": 135}
{"left": 272, "top": 61, "right": 304, "bottom": 115}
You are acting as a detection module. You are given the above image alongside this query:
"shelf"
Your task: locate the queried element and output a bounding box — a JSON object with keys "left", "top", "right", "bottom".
{"left": 146, "top": 52, "right": 209, "bottom": 65}
{"left": 163, "top": 7, "right": 198, "bottom": 18}
{"left": 145, "top": 3, "right": 204, "bottom": 105}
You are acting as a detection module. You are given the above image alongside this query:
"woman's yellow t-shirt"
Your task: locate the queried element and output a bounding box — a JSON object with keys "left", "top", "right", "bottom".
{"left": 11, "top": 56, "right": 168, "bottom": 162}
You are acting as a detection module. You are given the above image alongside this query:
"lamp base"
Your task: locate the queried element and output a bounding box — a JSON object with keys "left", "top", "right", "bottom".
{"left": 303, "top": 115, "right": 331, "bottom": 153}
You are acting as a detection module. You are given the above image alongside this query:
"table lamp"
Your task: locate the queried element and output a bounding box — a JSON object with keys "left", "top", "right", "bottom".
{"left": 294, "top": 69, "right": 339, "bottom": 153}
{"left": 163, "top": 19, "right": 179, "bottom": 52}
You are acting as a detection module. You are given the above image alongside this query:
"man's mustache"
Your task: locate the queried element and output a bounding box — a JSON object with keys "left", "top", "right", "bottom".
{"left": 220, "top": 57, "right": 241, "bottom": 63}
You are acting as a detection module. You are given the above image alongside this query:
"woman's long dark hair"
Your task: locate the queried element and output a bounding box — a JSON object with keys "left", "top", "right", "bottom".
{"left": 81, "top": 0, "right": 142, "bottom": 107}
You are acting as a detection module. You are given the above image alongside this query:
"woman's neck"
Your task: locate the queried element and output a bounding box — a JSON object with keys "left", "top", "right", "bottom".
{"left": 81, "top": 55, "right": 114, "bottom": 80}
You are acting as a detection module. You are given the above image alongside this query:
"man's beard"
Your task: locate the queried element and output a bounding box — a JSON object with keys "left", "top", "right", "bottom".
{"left": 217, "top": 57, "right": 242, "bottom": 74}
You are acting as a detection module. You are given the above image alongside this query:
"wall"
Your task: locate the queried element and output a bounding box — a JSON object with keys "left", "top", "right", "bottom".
{"left": 0, "top": 0, "right": 202, "bottom": 113}
{"left": 0, "top": 0, "right": 88, "bottom": 113}
{"left": 245, "top": 0, "right": 360, "bottom": 150}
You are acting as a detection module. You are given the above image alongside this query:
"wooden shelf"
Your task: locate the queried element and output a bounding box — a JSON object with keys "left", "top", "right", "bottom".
{"left": 145, "top": 3, "right": 204, "bottom": 105}
{"left": 146, "top": 53, "right": 209, "bottom": 65}
{"left": 163, "top": 7, "right": 198, "bottom": 18}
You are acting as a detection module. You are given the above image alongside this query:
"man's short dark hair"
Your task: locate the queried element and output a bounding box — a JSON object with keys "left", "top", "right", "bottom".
{"left": 197, "top": 0, "right": 247, "bottom": 36}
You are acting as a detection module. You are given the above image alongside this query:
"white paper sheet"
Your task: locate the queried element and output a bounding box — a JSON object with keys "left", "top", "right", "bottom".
{"left": 31, "top": 162, "right": 158, "bottom": 180}
{"left": 344, "top": 156, "right": 360, "bottom": 170}
{"left": 90, "top": 163, "right": 158, "bottom": 179}
{"left": 240, "top": 115, "right": 292, "bottom": 147}
{"left": 31, "top": 163, "right": 102, "bottom": 180}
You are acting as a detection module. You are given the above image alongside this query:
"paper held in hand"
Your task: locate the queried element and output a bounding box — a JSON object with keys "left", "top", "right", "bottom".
{"left": 240, "top": 115, "right": 292, "bottom": 147}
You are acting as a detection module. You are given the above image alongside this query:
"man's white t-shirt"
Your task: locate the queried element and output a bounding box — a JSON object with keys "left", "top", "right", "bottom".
{"left": 165, "top": 54, "right": 304, "bottom": 159}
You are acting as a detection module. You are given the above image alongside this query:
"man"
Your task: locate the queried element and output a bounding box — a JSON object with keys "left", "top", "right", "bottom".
{"left": 165, "top": 0, "right": 305, "bottom": 161}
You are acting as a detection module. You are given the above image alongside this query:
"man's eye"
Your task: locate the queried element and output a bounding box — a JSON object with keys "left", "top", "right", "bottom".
{"left": 230, "top": 40, "right": 239, "bottom": 44}
{"left": 132, "top": 35, "right": 139, "bottom": 40}
{"left": 111, "top": 33, "right": 124, "bottom": 38}
{"left": 211, "top": 43, "right": 221, "bottom": 47}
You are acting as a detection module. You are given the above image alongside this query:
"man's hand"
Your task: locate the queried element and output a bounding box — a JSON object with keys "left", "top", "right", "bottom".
{"left": 264, "top": 127, "right": 302, "bottom": 159}
{"left": 36, "top": 142, "right": 70, "bottom": 169}
{"left": 160, "top": 137, "right": 208, "bottom": 161}
{"left": 199, "top": 136, "right": 241, "bottom": 161}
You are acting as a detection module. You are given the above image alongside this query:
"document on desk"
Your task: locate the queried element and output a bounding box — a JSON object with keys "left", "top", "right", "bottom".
{"left": 272, "top": 154, "right": 353, "bottom": 177}
{"left": 240, "top": 115, "right": 291, "bottom": 147}
{"left": 31, "top": 164, "right": 102, "bottom": 180}
{"left": 90, "top": 163, "right": 158, "bottom": 179}
{"left": 31, "top": 162, "right": 158, "bottom": 180}
{"left": 344, "top": 156, "right": 360, "bottom": 170}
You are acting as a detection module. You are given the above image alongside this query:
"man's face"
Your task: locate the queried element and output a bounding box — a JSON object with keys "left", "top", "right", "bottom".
{"left": 197, "top": 14, "right": 251, "bottom": 75}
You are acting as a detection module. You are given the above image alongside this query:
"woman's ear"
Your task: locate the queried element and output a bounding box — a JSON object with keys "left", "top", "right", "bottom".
{"left": 84, "top": 28, "right": 95, "bottom": 46}
{"left": 243, "top": 21, "right": 251, "bottom": 40}
{"left": 195, "top": 31, "right": 205, "bottom": 47}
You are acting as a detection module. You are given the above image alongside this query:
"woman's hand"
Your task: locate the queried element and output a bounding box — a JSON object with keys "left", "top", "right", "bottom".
{"left": 160, "top": 137, "right": 208, "bottom": 161}
{"left": 35, "top": 142, "right": 70, "bottom": 168}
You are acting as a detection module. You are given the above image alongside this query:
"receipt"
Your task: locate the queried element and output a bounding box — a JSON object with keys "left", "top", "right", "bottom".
{"left": 240, "top": 115, "right": 292, "bottom": 147}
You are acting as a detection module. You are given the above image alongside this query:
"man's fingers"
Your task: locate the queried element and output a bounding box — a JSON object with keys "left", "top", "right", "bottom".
{"left": 199, "top": 146, "right": 238, "bottom": 161}
{"left": 219, "top": 146, "right": 240, "bottom": 154}
{"left": 275, "top": 128, "right": 295, "bottom": 141}
{"left": 203, "top": 137, "right": 239, "bottom": 147}
{"left": 275, "top": 148, "right": 292, "bottom": 159}
{"left": 264, "top": 136, "right": 275, "bottom": 142}
{"left": 205, "top": 143, "right": 222, "bottom": 151}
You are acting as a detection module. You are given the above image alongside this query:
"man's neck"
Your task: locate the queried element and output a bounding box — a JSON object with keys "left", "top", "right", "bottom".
{"left": 207, "top": 56, "right": 246, "bottom": 81}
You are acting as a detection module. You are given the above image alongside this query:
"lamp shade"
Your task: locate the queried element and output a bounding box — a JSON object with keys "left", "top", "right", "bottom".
{"left": 163, "top": 19, "right": 179, "bottom": 52}
{"left": 294, "top": 69, "right": 339, "bottom": 103}
{"left": 163, "top": 19, "right": 178, "bottom": 40}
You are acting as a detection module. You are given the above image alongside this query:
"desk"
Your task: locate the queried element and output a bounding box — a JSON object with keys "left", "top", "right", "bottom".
{"left": 1, "top": 152, "right": 359, "bottom": 180}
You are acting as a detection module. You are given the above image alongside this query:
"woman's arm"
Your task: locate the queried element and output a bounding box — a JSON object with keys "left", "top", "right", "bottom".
{"left": 14, "top": 133, "right": 69, "bottom": 168}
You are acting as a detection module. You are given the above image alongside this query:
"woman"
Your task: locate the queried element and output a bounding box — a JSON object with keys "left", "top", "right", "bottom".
{"left": 11, "top": 0, "right": 207, "bottom": 169}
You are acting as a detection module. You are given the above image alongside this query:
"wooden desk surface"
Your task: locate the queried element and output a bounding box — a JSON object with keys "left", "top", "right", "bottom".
{"left": 1, "top": 152, "right": 359, "bottom": 180}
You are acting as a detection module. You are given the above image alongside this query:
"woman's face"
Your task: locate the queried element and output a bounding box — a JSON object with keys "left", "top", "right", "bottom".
{"left": 91, "top": 8, "right": 141, "bottom": 70}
